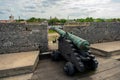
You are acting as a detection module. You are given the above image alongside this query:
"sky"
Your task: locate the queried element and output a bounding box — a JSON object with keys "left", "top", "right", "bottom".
{"left": 0, "top": 0, "right": 120, "bottom": 20}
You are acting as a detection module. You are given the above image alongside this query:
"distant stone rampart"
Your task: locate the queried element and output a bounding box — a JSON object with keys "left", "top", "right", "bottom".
{"left": 64, "top": 22, "right": 120, "bottom": 43}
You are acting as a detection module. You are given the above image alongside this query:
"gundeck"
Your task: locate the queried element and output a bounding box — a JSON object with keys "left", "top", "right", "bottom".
{"left": 31, "top": 55, "right": 120, "bottom": 80}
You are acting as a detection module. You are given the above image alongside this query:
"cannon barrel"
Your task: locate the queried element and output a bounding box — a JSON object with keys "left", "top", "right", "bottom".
{"left": 50, "top": 26, "right": 90, "bottom": 51}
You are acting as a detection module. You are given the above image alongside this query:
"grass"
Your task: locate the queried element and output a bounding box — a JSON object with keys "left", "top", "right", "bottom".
{"left": 48, "top": 29, "right": 56, "bottom": 33}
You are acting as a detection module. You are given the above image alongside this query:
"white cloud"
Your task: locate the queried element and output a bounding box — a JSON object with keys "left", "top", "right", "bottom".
{"left": 0, "top": 0, "right": 120, "bottom": 19}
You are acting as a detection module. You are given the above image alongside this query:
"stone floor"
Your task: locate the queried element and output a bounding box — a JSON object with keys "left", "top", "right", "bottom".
{"left": 1, "top": 73, "right": 33, "bottom": 80}
{"left": 31, "top": 56, "right": 120, "bottom": 80}
{"left": 91, "top": 41, "right": 120, "bottom": 52}
{"left": 90, "top": 41, "right": 120, "bottom": 57}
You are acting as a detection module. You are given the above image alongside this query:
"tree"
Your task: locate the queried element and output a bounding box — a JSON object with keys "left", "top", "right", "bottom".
{"left": 117, "top": 18, "right": 120, "bottom": 22}
{"left": 48, "top": 17, "right": 59, "bottom": 25}
{"left": 77, "top": 18, "right": 85, "bottom": 22}
{"left": 95, "top": 18, "right": 105, "bottom": 22}
{"left": 59, "top": 19, "right": 67, "bottom": 24}
{"left": 106, "top": 19, "right": 114, "bottom": 22}
{"left": 16, "top": 19, "right": 25, "bottom": 22}
{"left": 27, "top": 17, "right": 37, "bottom": 22}
{"left": 85, "top": 17, "right": 94, "bottom": 22}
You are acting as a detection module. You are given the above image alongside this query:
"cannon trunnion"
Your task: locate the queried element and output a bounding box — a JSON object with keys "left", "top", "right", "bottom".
{"left": 51, "top": 27, "right": 98, "bottom": 76}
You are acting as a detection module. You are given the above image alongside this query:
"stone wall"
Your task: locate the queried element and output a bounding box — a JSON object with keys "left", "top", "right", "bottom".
{"left": 0, "top": 23, "right": 48, "bottom": 54}
{"left": 64, "top": 22, "right": 120, "bottom": 44}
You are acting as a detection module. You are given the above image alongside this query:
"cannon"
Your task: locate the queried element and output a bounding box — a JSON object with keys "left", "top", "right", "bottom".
{"left": 50, "top": 26, "right": 98, "bottom": 76}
